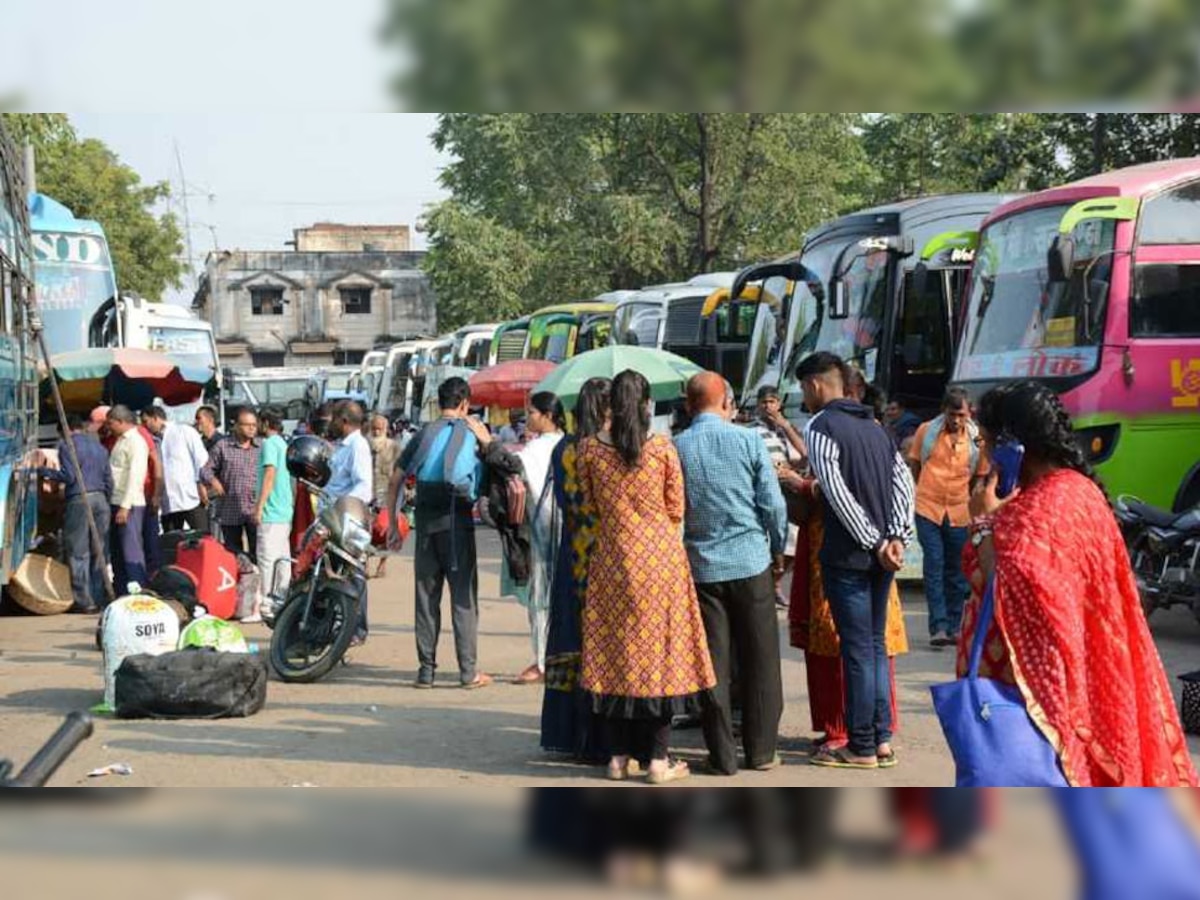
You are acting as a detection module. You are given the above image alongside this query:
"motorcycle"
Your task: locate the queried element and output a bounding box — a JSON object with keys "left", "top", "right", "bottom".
{"left": 264, "top": 483, "right": 373, "bottom": 683}
{"left": 1, "top": 712, "right": 92, "bottom": 787}
{"left": 1114, "top": 496, "right": 1200, "bottom": 625}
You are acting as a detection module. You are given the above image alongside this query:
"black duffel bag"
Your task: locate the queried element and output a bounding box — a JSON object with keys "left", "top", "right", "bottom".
{"left": 115, "top": 648, "right": 268, "bottom": 719}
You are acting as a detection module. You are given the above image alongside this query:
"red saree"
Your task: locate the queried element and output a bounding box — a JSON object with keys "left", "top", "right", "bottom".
{"left": 958, "top": 468, "right": 1197, "bottom": 787}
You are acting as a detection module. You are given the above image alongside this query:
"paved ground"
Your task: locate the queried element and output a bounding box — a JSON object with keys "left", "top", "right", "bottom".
{"left": 1, "top": 532, "right": 1197, "bottom": 787}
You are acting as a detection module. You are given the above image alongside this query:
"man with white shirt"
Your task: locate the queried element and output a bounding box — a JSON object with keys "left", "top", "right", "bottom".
{"left": 141, "top": 406, "right": 210, "bottom": 534}
{"left": 107, "top": 405, "right": 150, "bottom": 592}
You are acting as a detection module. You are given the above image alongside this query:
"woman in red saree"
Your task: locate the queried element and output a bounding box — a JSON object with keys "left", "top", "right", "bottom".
{"left": 961, "top": 381, "right": 1197, "bottom": 787}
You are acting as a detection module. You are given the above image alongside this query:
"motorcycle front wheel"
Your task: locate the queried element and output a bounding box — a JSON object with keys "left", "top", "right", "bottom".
{"left": 268, "top": 588, "right": 358, "bottom": 683}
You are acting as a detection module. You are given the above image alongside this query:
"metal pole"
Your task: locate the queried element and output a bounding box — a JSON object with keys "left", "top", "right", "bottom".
{"left": 26, "top": 299, "right": 116, "bottom": 606}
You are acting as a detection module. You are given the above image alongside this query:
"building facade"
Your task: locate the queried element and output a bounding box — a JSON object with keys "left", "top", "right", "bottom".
{"left": 193, "top": 223, "right": 436, "bottom": 368}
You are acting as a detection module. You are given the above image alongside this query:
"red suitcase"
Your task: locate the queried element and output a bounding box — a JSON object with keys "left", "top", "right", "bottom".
{"left": 175, "top": 536, "right": 240, "bottom": 620}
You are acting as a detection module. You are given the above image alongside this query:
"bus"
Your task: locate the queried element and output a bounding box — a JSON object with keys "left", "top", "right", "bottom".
{"left": 376, "top": 338, "right": 439, "bottom": 420}
{"left": 953, "top": 160, "right": 1200, "bottom": 512}
{"left": 612, "top": 273, "right": 767, "bottom": 393}
{"left": 489, "top": 316, "right": 531, "bottom": 366}
{"left": 29, "top": 192, "right": 118, "bottom": 358}
{"left": 735, "top": 194, "right": 1021, "bottom": 420}
{"left": 224, "top": 366, "right": 319, "bottom": 435}
{"left": 524, "top": 300, "right": 616, "bottom": 363}
{"left": 0, "top": 121, "right": 41, "bottom": 583}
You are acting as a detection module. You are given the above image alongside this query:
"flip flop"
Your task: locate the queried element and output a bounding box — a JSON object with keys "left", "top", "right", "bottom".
{"left": 646, "top": 759, "right": 690, "bottom": 785}
{"left": 877, "top": 748, "right": 899, "bottom": 769}
{"left": 462, "top": 673, "right": 494, "bottom": 690}
{"left": 810, "top": 746, "right": 879, "bottom": 770}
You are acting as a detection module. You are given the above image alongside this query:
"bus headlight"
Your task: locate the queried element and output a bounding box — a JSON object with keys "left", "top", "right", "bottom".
{"left": 1074, "top": 424, "right": 1120, "bottom": 465}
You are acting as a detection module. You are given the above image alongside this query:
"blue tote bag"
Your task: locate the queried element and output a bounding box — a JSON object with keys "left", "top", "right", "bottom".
{"left": 930, "top": 577, "right": 1068, "bottom": 787}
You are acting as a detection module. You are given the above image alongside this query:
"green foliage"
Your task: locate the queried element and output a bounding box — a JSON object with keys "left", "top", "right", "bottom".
{"left": 1, "top": 113, "right": 184, "bottom": 300}
{"left": 423, "top": 113, "right": 870, "bottom": 328}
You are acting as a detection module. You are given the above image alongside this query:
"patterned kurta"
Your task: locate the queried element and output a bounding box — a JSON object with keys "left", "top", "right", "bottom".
{"left": 577, "top": 435, "right": 715, "bottom": 716}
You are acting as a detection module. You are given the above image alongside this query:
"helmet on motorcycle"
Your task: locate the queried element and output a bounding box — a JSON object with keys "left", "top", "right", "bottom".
{"left": 286, "top": 435, "right": 332, "bottom": 486}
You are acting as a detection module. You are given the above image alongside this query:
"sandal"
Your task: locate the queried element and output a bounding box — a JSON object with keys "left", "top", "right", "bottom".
{"left": 876, "top": 748, "right": 899, "bottom": 769}
{"left": 462, "top": 673, "right": 494, "bottom": 690}
{"left": 646, "top": 759, "right": 690, "bottom": 785}
{"left": 512, "top": 665, "right": 544, "bottom": 685}
{"left": 810, "top": 746, "right": 879, "bottom": 770}
{"left": 606, "top": 757, "right": 634, "bottom": 781}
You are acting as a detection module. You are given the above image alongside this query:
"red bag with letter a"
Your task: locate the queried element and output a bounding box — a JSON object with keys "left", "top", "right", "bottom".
{"left": 175, "top": 536, "right": 240, "bottom": 620}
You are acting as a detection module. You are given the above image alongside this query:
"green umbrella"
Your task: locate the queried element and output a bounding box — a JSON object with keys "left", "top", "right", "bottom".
{"left": 533, "top": 345, "right": 704, "bottom": 408}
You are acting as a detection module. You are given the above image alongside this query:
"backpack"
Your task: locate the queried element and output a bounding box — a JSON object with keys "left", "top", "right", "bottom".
{"left": 405, "top": 420, "right": 481, "bottom": 504}
{"left": 920, "top": 414, "right": 981, "bottom": 475}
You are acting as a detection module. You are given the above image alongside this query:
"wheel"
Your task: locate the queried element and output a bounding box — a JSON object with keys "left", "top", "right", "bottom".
{"left": 268, "top": 588, "right": 358, "bottom": 683}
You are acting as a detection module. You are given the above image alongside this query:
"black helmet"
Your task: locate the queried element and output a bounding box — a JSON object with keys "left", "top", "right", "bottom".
{"left": 286, "top": 435, "right": 332, "bottom": 486}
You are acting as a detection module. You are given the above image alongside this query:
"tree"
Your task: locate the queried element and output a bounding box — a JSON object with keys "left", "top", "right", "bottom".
{"left": 423, "top": 113, "right": 871, "bottom": 328}
{"left": 1, "top": 113, "right": 184, "bottom": 300}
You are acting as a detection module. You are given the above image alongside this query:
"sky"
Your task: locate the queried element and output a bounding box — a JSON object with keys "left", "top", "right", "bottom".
{"left": 69, "top": 114, "right": 450, "bottom": 306}
{"left": 3, "top": 0, "right": 449, "bottom": 307}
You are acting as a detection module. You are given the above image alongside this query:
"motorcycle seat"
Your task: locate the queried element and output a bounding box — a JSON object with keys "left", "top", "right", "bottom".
{"left": 1127, "top": 500, "right": 1198, "bottom": 530}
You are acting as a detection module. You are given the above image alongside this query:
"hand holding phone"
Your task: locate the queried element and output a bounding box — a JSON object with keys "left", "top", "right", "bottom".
{"left": 992, "top": 440, "right": 1026, "bottom": 499}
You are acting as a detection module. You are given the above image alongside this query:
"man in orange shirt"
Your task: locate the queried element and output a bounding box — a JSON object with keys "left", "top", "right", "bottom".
{"left": 907, "top": 387, "right": 988, "bottom": 648}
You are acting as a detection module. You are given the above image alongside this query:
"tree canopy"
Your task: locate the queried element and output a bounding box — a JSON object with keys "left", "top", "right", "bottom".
{"left": 422, "top": 112, "right": 1200, "bottom": 329}
{"left": 2, "top": 113, "right": 184, "bottom": 300}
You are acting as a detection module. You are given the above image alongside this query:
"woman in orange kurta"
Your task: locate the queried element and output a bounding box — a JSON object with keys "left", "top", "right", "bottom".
{"left": 578, "top": 370, "right": 716, "bottom": 784}
{"left": 959, "top": 381, "right": 1197, "bottom": 787}
{"left": 785, "top": 474, "right": 909, "bottom": 755}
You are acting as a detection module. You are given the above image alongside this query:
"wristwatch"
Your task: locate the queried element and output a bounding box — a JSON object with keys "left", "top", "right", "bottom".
{"left": 970, "top": 528, "right": 993, "bottom": 548}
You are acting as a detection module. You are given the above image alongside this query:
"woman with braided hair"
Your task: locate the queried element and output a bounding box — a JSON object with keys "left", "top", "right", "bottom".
{"left": 960, "top": 380, "right": 1196, "bottom": 786}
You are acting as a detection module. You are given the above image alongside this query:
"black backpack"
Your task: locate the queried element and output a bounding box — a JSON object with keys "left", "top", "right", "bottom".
{"left": 115, "top": 648, "right": 268, "bottom": 719}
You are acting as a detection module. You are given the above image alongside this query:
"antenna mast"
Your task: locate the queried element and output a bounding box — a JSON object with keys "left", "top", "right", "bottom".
{"left": 174, "top": 139, "right": 197, "bottom": 294}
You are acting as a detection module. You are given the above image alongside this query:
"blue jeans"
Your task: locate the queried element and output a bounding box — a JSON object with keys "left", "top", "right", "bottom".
{"left": 821, "top": 564, "right": 894, "bottom": 757}
{"left": 915, "top": 514, "right": 969, "bottom": 637}
{"left": 64, "top": 492, "right": 110, "bottom": 609}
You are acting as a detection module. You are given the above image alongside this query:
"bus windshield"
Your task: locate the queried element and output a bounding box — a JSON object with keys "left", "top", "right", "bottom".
{"left": 794, "top": 245, "right": 892, "bottom": 382}
{"left": 956, "top": 204, "right": 1113, "bottom": 381}
{"left": 33, "top": 229, "right": 117, "bottom": 357}
{"left": 530, "top": 320, "right": 573, "bottom": 362}
{"left": 147, "top": 326, "right": 216, "bottom": 375}
{"left": 614, "top": 302, "right": 663, "bottom": 347}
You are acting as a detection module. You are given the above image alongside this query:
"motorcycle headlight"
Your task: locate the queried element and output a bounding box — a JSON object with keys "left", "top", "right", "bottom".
{"left": 342, "top": 513, "right": 372, "bottom": 555}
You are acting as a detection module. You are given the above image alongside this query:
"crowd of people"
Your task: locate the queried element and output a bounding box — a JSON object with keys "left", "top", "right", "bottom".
{"left": 390, "top": 357, "right": 1196, "bottom": 786}
{"left": 40, "top": 353, "right": 1198, "bottom": 787}
{"left": 40, "top": 398, "right": 401, "bottom": 638}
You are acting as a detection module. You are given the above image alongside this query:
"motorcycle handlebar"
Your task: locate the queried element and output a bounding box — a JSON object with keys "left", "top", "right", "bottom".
{"left": 6, "top": 712, "right": 94, "bottom": 788}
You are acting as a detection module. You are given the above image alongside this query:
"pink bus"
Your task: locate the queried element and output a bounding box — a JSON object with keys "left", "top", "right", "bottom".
{"left": 954, "top": 159, "right": 1200, "bottom": 512}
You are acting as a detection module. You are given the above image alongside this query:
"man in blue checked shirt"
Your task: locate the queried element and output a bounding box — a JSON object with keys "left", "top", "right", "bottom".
{"left": 675, "top": 372, "right": 789, "bottom": 776}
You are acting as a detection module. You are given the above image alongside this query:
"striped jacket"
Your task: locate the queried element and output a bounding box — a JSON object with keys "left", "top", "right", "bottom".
{"left": 803, "top": 399, "right": 915, "bottom": 572}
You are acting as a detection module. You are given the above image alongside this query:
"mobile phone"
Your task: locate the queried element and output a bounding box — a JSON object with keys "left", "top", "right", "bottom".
{"left": 992, "top": 440, "right": 1026, "bottom": 499}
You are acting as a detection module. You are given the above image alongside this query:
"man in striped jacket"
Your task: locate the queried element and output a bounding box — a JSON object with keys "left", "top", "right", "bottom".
{"left": 797, "top": 353, "right": 915, "bottom": 771}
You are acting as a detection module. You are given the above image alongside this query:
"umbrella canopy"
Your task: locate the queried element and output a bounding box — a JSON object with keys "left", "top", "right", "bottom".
{"left": 42, "top": 347, "right": 214, "bottom": 413}
{"left": 533, "top": 346, "right": 704, "bottom": 409}
{"left": 468, "top": 359, "right": 556, "bottom": 410}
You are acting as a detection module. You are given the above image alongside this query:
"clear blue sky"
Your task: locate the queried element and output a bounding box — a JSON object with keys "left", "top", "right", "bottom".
{"left": 3, "top": 0, "right": 449, "bottom": 306}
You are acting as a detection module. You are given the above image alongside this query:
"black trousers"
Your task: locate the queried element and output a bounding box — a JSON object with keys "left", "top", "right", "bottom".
{"left": 162, "top": 506, "right": 209, "bottom": 536}
{"left": 697, "top": 567, "right": 783, "bottom": 773}
{"left": 220, "top": 522, "right": 257, "bottom": 562}
{"left": 606, "top": 717, "right": 671, "bottom": 761}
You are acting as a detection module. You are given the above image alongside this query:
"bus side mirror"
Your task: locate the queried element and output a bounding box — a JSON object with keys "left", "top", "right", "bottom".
{"left": 1048, "top": 235, "right": 1075, "bottom": 284}
{"left": 830, "top": 280, "right": 850, "bottom": 319}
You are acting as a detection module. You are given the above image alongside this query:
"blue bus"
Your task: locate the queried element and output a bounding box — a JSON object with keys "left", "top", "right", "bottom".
{"left": 0, "top": 122, "right": 42, "bottom": 582}
{"left": 28, "top": 192, "right": 118, "bottom": 358}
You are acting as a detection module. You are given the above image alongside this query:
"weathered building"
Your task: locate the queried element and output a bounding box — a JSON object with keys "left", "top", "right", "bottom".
{"left": 193, "top": 223, "right": 435, "bottom": 368}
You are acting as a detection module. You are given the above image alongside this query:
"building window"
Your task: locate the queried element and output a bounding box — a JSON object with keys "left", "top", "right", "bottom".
{"left": 250, "top": 287, "right": 285, "bottom": 315}
{"left": 334, "top": 350, "right": 366, "bottom": 365}
{"left": 340, "top": 287, "right": 372, "bottom": 314}
{"left": 250, "top": 351, "right": 286, "bottom": 367}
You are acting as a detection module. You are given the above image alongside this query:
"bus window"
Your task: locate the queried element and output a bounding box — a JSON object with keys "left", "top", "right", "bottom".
{"left": 543, "top": 322, "right": 573, "bottom": 363}
{"left": 1132, "top": 265, "right": 1200, "bottom": 337}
